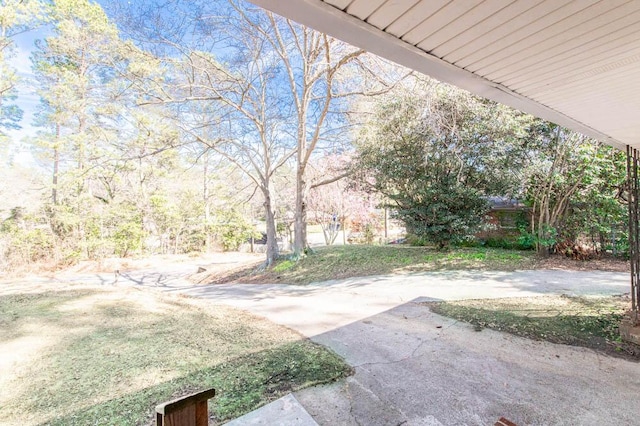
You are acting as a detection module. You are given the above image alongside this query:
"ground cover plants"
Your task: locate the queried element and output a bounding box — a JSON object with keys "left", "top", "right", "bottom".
{"left": 427, "top": 295, "right": 639, "bottom": 360}
{"left": 196, "top": 245, "right": 538, "bottom": 285}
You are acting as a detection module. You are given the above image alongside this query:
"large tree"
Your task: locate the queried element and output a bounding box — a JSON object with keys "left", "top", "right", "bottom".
{"left": 523, "top": 121, "right": 627, "bottom": 256}
{"left": 31, "top": 0, "right": 127, "bottom": 205}
{"left": 250, "top": 11, "right": 368, "bottom": 257}
{"left": 109, "top": 0, "right": 389, "bottom": 265}
{"left": 29, "top": 0, "right": 183, "bottom": 260}
{"left": 354, "top": 78, "right": 528, "bottom": 248}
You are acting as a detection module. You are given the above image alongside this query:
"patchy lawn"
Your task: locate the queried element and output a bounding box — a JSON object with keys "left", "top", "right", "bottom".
{"left": 0, "top": 287, "right": 351, "bottom": 425}
{"left": 195, "top": 245, "right": 538, "bottom": 285}
{"left": 427, "top": 295, "right": 640, "bottom": 360}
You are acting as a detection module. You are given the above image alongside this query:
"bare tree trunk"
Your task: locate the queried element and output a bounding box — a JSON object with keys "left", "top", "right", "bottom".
{"left": 202, "top": 149, "right": 211, "bottom": 251}
{"left": 52, "top": 123, "right": 60, "bottom": 205}
{"left": 293, "top": 168, "right": 308, "bottom": 256}
{"left": 263, "top": 188, "right": 279, "bottom": 266}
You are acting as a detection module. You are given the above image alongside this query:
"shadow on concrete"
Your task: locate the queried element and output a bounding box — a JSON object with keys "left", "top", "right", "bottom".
{"left": 295, "top": 299, "right": 639, "bottom": 426}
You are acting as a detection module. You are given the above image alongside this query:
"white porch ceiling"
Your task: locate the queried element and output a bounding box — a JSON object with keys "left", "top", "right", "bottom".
{"left": 248, "top": 0, "right": 640, "bottom": 150}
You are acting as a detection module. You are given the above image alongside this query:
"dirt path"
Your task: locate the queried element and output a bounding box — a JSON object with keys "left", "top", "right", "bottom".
{"left": 0, "top": 252, "right": 264, "bottom": 296}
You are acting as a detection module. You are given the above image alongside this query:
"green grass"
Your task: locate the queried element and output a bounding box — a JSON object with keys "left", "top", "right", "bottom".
{"left": 427, "top": 295, "right": 639, "bottom": 359}
{"left": 213, "top": 245, "right": 537, "bottom": 285}
{"left": 272, "top": 259, "right": 296, "bottom": 273}
{"left": 0, "top": 288, "right": 351, "bottom": 425}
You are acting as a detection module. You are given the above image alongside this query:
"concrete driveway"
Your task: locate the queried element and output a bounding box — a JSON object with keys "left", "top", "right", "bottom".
{"left": 176, "top": 270, "right": 629, "bottom": 336}
{"left": 174, "top": 269, "right": 639, "bottom": 426}
{"left": 7, "top": 260, "right": 636, "bottom": 424}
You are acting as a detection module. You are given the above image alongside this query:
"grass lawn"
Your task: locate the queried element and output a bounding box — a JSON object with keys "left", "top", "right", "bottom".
{"left": 427, "top": 295, "right": 640, "bottom": 360}
{"left": 200, "top": 245, "right": 537, "bottom": 285}
{"left": 0, "top": 287, "right": 351, "bottom": 425}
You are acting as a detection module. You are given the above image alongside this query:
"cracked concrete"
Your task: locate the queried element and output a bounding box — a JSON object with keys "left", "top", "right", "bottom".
{"left": 296, "top": 301, "right": 639, "bottom": 425}
{"left": 178, "top": 269, "right": 637, "bottom": 425}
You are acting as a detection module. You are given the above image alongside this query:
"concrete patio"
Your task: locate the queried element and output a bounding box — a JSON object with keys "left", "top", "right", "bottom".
{"left": 174, "top": 269, "right": 637, "bottom": 425}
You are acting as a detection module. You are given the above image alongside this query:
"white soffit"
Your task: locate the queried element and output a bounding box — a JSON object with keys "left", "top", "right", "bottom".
{"left": 247, "top": 0, "right": 640, "bottom": 150}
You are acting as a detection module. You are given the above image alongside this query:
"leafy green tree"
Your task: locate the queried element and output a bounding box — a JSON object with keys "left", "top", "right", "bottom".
{"left": 24, "top": 0, "right": 181, "bottom": 263}
{"left": 110, "top": 204, "right": 145, "bottom": 257}
{"left": 1, "top": 207, "right": 53, "bottom": 267}
{"left": 395, "top": 176, "right": 489, "bottom": 249}
{"left": 149, "top": 193, "right": 198, "bottom": 254}
{"left": 211, "top": 207, "right": 258, "bottom": 252}
{"left": 31, "top": 0, "right": 126, "bottom": 204}
{"left": 354, "top": 79, "right": 526, "bottom": 248}
{"left": 523, "top": 121, "right": 627, "bottom": 256}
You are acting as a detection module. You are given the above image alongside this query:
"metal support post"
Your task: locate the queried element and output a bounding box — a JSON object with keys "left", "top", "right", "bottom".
{"left": 626, "top": 145, "right": 639, "bottom": 324}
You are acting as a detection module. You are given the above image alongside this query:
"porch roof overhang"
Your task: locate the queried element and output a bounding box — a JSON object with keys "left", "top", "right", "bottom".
{"left": 248, "top": 0, "right": 640, "bottom": 150}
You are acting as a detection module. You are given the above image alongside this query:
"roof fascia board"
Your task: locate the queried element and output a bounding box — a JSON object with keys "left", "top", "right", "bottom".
{"left": 248, "top": 0, "right": 625, "bottom": 150}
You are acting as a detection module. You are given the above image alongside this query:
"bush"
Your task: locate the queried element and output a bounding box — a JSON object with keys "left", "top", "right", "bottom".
{"left": 405, "top": 233, "right": 429, "bottom": 247}
{"left": 454, "top": 237, "right": 482, "bottom": 248}
{"left": 518, "top": 225, "right": 556, "bottom": 253}
{"left": 484, "top": 237, "right": 533, "bottom": 251}
{"left": 113, "top": 220, "right": 145, "bottom": 257}
{"left": 1, "top": 211, "right": 55, "bottom": 269}
{"left": 212, "top": 209, "right": 260, "bottom": 251}
{"left": 394, "top": 179, "right": 489, "bottom": 249}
